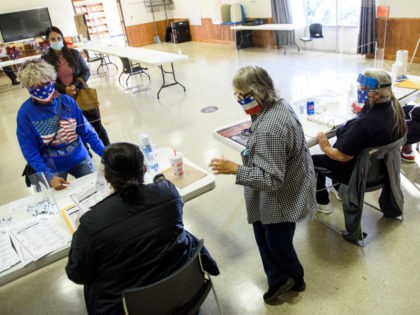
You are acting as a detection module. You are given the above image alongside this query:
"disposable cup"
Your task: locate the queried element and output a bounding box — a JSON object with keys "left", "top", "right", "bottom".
{"left": 169, "top": 153, "right": 184, "bottom": 177}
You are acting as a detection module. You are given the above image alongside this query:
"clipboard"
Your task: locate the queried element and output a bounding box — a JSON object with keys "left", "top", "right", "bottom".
{"left": 60, "top": 205, "right": 82, "bottom": 234}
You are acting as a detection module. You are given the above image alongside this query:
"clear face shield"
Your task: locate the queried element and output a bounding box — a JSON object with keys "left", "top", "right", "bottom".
{"left": 355, "top": 73, "right": 392, "bottom": 110}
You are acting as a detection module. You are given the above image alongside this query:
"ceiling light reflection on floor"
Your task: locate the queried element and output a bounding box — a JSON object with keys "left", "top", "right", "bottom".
{"left": 234, "top": 280, "right": 264, "bottom": 312}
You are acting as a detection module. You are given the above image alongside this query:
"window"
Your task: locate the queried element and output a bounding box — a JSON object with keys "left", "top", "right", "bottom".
{"left": 306, "top": 0, "right": 360, "bottom": 26}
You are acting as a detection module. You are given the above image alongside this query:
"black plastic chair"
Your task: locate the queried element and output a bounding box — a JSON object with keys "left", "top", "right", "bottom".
{"left": 300, "top": 23, "right": 324, "bottom": 42}
{"left": 118, "top": 57, "right": 150, "bottom": 89}
{"left": 83, "top": 49, "right": 117, "bottom": 74}
{"left": 122, "top": 240, "right": 221, "bottom": 315}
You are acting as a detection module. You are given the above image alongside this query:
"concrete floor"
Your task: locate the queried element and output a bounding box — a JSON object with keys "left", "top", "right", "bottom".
{"left": 0, "top": 41, "right": 420, "bottom": 315}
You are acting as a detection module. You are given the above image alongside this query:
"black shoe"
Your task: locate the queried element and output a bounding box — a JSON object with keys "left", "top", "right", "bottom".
{"left": 12, "top": 80, "right": 20, "bottom": 85}
{"left": 342, "top": 231, "right": 367, "bottom": 246}
{"left": 263, "top": 278, "right": 295, "bottom": 304}
{"left": 291, "top": 281, "right": 306, "bottom": 292}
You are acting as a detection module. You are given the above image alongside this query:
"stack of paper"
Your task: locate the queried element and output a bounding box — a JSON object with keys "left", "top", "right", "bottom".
{"left": 69, "top": 184, "right": 110, "bottom": 214}
{"left": 9, "top": 217, "right": 71, "bottom": 264}
{"left": 0, "top": 231, "right": 21, "bottom": 273}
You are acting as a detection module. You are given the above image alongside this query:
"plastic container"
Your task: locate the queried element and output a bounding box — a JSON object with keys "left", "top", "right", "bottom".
{"left": 139, "top": 134, "right": 159, "bottom": 173}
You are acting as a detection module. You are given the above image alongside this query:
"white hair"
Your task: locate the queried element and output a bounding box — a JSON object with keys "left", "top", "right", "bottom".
{"left": 363, "top": 68, "right": 407, "bottom": 137}
{"left": 17, "top": 59, "right": 57, "bottom": 88}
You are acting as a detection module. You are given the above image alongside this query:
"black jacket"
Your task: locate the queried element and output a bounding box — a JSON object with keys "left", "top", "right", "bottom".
{"left": 66, "top": 179, "right": 215, "bottom": 315}
{"left": 42, "top": 47, "right": 90, "bottom": 94}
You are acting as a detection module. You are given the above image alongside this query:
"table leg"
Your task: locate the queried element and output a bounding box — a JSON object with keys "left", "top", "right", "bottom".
{"left": 157, "top": 63, "right": 186, "bottom": 99}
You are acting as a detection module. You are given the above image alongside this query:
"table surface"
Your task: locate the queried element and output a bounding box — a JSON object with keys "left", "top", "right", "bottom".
{"left": 0, "top": 148, "right": 214, "bottom": 286}
{"left": 214, "top": 85, "right": 420, "bottom": 152}
{"left": 78, "top": 42, "right": 188, "bottom": 66}
{"left": 230, "top": 24, "right": 305, "bottom": 31}
{"left": 0, "top": 55, "right": 41, "bottom": 68}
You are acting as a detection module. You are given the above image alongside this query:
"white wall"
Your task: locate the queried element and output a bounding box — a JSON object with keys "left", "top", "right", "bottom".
{"left": 171, "top": 0, "right": 271, "bottom": 20}
{"left": 102, "top": 0, "right": 124, "bottom": 36}
{"left": 385, "top": 0, "right": 420, "bottom": 18}
{"left": 121, "top": 0, "right": 168, "bottom": 26}
{"left": 115, "top": 0, "right": 419, "bottom": 52}
{"left": 0, "top": 0, "right": 77, "bottom": 40}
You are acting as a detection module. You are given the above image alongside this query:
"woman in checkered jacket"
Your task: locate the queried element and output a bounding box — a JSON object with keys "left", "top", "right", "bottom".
{"left": 210, "top": 65, "right": 317, "bottom": 304}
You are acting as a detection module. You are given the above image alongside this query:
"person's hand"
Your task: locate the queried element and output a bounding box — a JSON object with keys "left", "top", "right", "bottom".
{"left": 65, "top": 85, "right": 77, "bottom": 97}
{"left": 209, "top": 158, "right": 238, "bottom": 175}
{"left": 317, "top": 132, "right": 331, "bottom": 152}
{"left": 50, "top": 176, "right": 70, "bottom": 190}
{"left": 75, "top": 214, "right": 81, "bottom": 229}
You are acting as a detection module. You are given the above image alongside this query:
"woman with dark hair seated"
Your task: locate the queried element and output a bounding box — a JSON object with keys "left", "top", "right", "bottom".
{"left": 66, "top": 142, "right": 219, "bottom": 315}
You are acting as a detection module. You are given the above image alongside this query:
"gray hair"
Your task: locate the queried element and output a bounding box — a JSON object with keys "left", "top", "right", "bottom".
{"left": 232, "top": 65, "right": 279, "bottom": 106}
{"left": 363, "top": 68, "right": 407, "bottom": 137}
{"left": 17, "top": 59, "right": 57, "bottom": 88}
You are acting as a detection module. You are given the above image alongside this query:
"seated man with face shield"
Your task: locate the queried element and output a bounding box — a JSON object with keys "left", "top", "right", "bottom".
{"left": 312, "top": 69, "right": 407, "bottom": 214}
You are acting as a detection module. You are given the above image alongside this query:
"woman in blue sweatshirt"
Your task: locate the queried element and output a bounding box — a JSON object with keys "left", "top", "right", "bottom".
{"left": 17, "top": 59, "right": 104, "bottom": 190}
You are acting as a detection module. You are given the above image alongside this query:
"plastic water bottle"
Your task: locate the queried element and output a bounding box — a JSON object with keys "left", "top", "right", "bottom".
{"left": 139, "top": 134, "right": 159, "bottom": 173}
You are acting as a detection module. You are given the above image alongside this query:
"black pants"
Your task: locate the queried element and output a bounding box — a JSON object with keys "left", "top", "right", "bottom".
{"left": 312, "top": 154, "right": 354, "bottom": 204}
{"left": 252, "top": 221, "right": 304, "bottom": 288}
{"left": 82, "top": 108, "right": 110, "bottom": 146}
{"left": 2, "top": 66, "right": 17, "bottom": 82}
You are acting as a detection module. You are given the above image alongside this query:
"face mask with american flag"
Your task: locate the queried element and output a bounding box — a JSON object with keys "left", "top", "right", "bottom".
{"left": 237, "top": 95, "right": 263, "bottom": 115}
{"left": 28, "top": 82, "right": 55, "bottom": 102}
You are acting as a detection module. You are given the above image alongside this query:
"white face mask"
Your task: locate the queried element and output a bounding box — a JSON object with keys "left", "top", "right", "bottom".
{"left": 50, "top": 40, "right": 64, "bottom": 51}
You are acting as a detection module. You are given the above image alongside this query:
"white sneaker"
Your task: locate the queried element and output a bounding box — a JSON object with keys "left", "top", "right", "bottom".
{"left": 329, "top": 187, "right": 342, "bottom": 201}
{"left": 317, "top": 202, "right": 333, "bottom": 214}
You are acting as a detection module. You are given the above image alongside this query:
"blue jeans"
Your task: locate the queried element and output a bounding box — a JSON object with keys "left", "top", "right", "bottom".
{"left": 252, "top": 221, "right": 304, "bottom": 288}
{"left": 57, "top": 158, "right": 96, "bottom": 180}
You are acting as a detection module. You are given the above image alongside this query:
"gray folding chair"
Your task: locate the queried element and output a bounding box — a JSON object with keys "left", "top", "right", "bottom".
{"left": 316, "top": 137, "right": 405, "bottom": 246}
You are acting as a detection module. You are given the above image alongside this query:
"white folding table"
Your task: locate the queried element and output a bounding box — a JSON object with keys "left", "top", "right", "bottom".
{"left": 79, "top": 43, "right": 188, "bottom": 98}
{"left": 0, "top": 55, "right": 41, "bottom": 68}
{"left": 0, "top": 148, "right": 214, "bottom": 286}
{"left": 230, "top": 24, "right": 305, "bottom": 54}
{"left": 213, "top": 84, "right": 420, "bottom": 152}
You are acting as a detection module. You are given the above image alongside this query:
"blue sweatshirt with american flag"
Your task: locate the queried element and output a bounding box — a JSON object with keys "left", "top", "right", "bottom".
{"left": 17, "top": 94, "right": 105, "bottom": 181}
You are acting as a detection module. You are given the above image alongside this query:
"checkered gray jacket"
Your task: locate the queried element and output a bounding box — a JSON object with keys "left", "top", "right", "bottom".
{"left": 236, "top": 99, "right": 317, "bottom": 224}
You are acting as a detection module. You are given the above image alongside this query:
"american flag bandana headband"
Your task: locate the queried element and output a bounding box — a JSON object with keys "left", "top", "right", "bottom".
{"left": 28, "top": 82, "right": 55, "bottom": 102}
{"left": 238, "top": 96, "right": 263, "bottom": 115}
